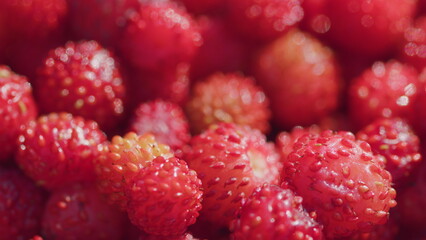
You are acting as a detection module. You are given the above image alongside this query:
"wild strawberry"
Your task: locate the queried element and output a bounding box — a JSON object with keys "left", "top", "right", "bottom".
{"left": 0, "top": 66, "right": 37, "bottom": 163}
{"left": 276, "top": 125, "right": 321, "bottom": 162}
{"left": 283, "top": 131, "right": 397, "bottom": 238}
{"left": 129, "top": 100, "right": 191, "bottom": 151}
{"left": 95, "top": 132, "right": 173, "bottom": 210}
{"left": 226, "top": 0, "right": 304, "bottom": 42}
{"left": 126, "top": 156, "right": 203, "bottom": 236}
{"left": 348, "top": 61, "right": 419, "bottom": 130}
{"left": 186, "top": 123, "right": 281, "bottom": 226}
{"left": 16, "top": 113, "right": 107, "bottom": 190}
{"left": 119, "top": 2, "right": 202, "bottom": 71}
{"left": 357, "top": 118, "right": 422, "bottom": 187}
{"left": 400, "top": 17, "right": 426, "bottom": 71}
{"left": 254, "top": 29, "right": 341, "bottom": 129}
{"left": 341, "top": 217, "right": 399, "bottom": 240}
{"left": 139, "top": 232, "right": 198, "bottom": 240}
{"left": 186, "top": 73, "right": 271, "bottom": 134}
{"left": 230, "top": 184, "right": 324, "bottom": 240}
{"left": 35, "top": 41, "right": 126, "bottom": 132}
{"left": 0, "top": 168, "right": 45, "bottom": 240}
{"left": 42, "top": 183, "right": 126, "bottom": 240}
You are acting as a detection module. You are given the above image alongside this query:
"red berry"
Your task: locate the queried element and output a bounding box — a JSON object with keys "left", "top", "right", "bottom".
{"left": 119, "top": 2, "right": 201, "bottom": 71}
{"left": 230, "top": 184, "right": 324, "bottom": 240}
{"left": 255, "top": 29, "right": 341, "bottom": 128}
{"left": 276, "top": 125, "right": 321, "bottom": 162}
{"left": 126, "top": 156, "right": 203, "bottom": 236}
{"left": 348, "top": 61, "right": 419, "bottom": 130}
{"left": 283, "top": 131, "right": 396, "bottom": 238}
{"left": 0, "top": 66, "right": 37, "bottom": 163}
{"left": 179, "top": 0, "right": 225, "bottom": 14}
{"left": 0, "top": 168, "right": 45, "bottom": 240}
{"left": 35, "top": 41, "right": 126, "bottom": 131}
{"left": 129, "top": 100, "right": 191, "bottom": 151}
{"left": 186, "top": 123, "right": 281, "bottom": 226}
{"left": 139, "top": 232, "right": 198, "bottom": 240}
{"left": 185, "top": 73, "right": 271, "bottom": 134}
{"left": 357, "top": 118, "right": 422, "bottom": 187}
{"left": 42, "top": 183, "right": 126, "bottom": 240}
{"left": 226, "top": 0, "right": 304, "bottom": 42}
{"left": 16, "top": 113, "right": 107, "bottom": 190}
{"left": 400, "top": 17, "right": 426, "bottom": 71}
{"left": 95, "top": 132, "right": 173, "bottom": 210}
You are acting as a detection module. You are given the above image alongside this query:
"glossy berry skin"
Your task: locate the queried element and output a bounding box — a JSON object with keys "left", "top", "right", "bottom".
{"left": 95, "top": 132, "right": 173, "bottom": 210}
{"left": 186, "top": 73, "right": 271, "bottom": 134}
{"left": 139, "top": 232, "right": 198, "bottom": 240}
{"left": 186, "top": 123, "right": 281, "bottom": 226}
{"left": 119, "top": 2, "right": 202, "bottom": 71}
{"left": 126, "top": 156, "right": 203, "bottom": 236}
{"left": 0, "top": 168, "right": 45, "bottom": 240}
{"left": 400, "top": 17, "right": 426, "bottom": 72}
{"left": 129, "top": 100, "right": 191, "bottom": 151}
{"left": 255, "top": 30, "right": 340, "bottom": 129}
{"left": 0, "top": 66, "right": 37, "bottom": 163}
{"left": 283, "top": 131, "right": 397, "bottom": 238}
{"left": 348, "top": 61, "right": 419, "bottom": 130}
{"left": 357, "top": 118, "right": 422, "bottom": 187}
{"left": 42, "top": 184, "right": 125, "bottom": 240}
{"left": 226, "top": 0, "right": 304, "bottom": 42}
{"left": 231, "top": 184, "right": 324, "bottom": 240}
{"left": 35, "top": 41, "right": 126, "bottom": 131}
{"left": 16, "top": 113, "right": 107, "bottom": 190}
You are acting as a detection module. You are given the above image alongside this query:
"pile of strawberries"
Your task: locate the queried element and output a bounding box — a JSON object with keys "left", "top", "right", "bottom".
{"left": 1, "top": 0, "right": 426, "bottom": 239}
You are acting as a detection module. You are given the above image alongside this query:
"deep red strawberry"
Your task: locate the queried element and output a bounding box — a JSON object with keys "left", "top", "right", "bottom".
{"left": 230, "top": 184, "right": 324, "bottom": 240}
{"left": 126, "top": 156, "right": 203, "bottom": 236}
{"left": 186, "top": 123, "right": 281, "bottom": 226}
{"left": 95, "top": 132, "right": 173, "bottom": 210}
{"left": 119, "top": 2, "right": 201, "bottom": 71}
{"left": 0, "top": 66, "right": 37, "bottom": 163}
{"left": 254, "top": 29, "right": 341, "bottom": 129}
{"left": 357, "top": 118, "right": 422, "bottom": 187}
{"left": 348, "top": 61, "right": 420, "bottom": 130}
{"left": 139, "top": 232, "right": 198, "bottom": 240}
{"left": 35, "top": 41, "right": 126, "bottom": 132}
{"left": 226, "top": 0, "right": 304, "bottom": 42}
{"left": 42, "top": 183, "right": 125, "bottom": 240}
{"left": 129, "top": 100, "right": 191, "bottom": 151}
{"left": 16, "top": 113, "right": 107, "bottom": 190}
{"left": 400, "top": 17, "right": 426, "bottom": 71}
{"left": 283, "top": 130, "right": 396, "bottom": 238}
{"left": 0, "top": 168, "right": 45, "bottom": 240}
{"left": 186, "top": 72, "right": 271, "bottom": 134}
{"left": 341, "top": 217, "right": 399, "bottom": 240}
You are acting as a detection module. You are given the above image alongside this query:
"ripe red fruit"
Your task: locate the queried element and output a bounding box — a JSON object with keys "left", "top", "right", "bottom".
{"left": 126, "top": 156, "right": 203, "bottom": 236}
{"left": 16, "top": 113, "right": 107, "bottom": 190}
{"left": 42, "top": 183, "right": 126, "bottom": 240}
{"left": 0, "top": 168, "right": 45, "bottom": 240}
{"left": 185, "top": 73, "right": 271, "bottom": 134}
{"left": 230, "top": 184, "right": 324, "bottom": 240}
{"left": 179, "top": 0, "right": 225, "bottom": 14}
{"left": 400, "top": 17, "right": 426, "bottom": 72}
{"left": 255, "top": 29, "right": 341, "bottom": 128}
{"left": 226, "top": 0, "right": 304, "bottom": 42}
{"left": 283, "top": 131, "right": 397, "bottom": 238}
{"left": 276, "top": 125, "right": 321, "bottom": 162}
{"left": 35, "top": 41, "right": 126, "bottom": 131}
{"left": 129, "top": 100, "right": 191, "bottom": 151}
{"left": 95, "top": 132, "right": 173, "bottom": 210}
{"left": 0, "top": 66, "right": 37, "bottom": 163}
{"left": 119, "top": 2, "right": 201, "bottom": 71}
{"left": 357, "top": 118, "right": 422, "bottom": 187}
{"left": 348, "top": 61, "right": 419, "bottom": 130}
{"left": 186, "top": 123, "right": 281, "bottom": 226}
{"left": 139, "top": 232, "right": 198, "bottom": 240}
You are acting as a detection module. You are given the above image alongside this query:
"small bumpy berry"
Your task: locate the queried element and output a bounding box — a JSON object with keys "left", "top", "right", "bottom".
{"left": 357, "top": 118, "right": 422, "bottom": 187}
{"left": 16, "top": 113, "right": 107, "bottom": 190}
{"left": 95, "top": 132, "right": 173, "bottom": 209}
{"left": 35, "top": 41, "right": 126, "bottom": 131}
{"left": 186, "top": 73, "right": 271, "bottom": 134}
{"left": 139, "top": 232, "right": 198, "bottom": 240}
{"left": 400, "top": 17, "right": 426, "bottom": 71}
{"left": 283, "top": 131, "right": 396, "bottom": 238}
{"left": 0, "top": 66, "right": 37, "bottom": 163}
{"left": 129, "top": 100, "right": 191, "bottom": 151}
{"left": 126, "top": 156, "right": 203, "bottom": 236}
{"left": 231, "top": 184, "right": 324, "bottom": 240}
{"left": 0, "top": 168, "right": 45, "bottom": 240}
{"left": 42, "top": 183, "right": 125, "bottom": 240}
{"left": 186, "top": 123, "right": 281, "bottom": 226}
{"left": 255, "top": 29, "right": 340, "bottom": 128}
